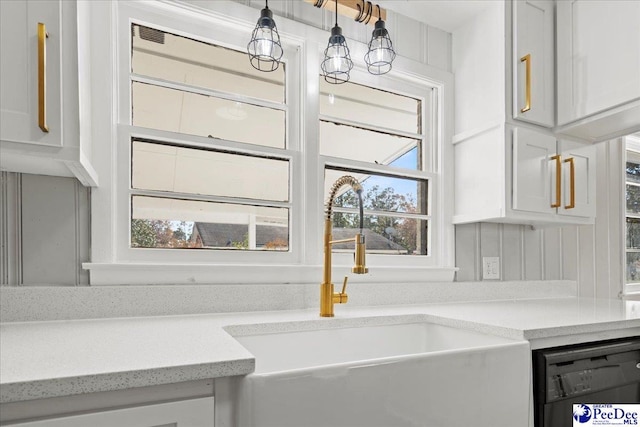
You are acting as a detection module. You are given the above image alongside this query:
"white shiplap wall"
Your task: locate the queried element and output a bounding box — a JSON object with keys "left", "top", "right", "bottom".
{"left": 0, "top": 172, "right": 91, "bottom": 286}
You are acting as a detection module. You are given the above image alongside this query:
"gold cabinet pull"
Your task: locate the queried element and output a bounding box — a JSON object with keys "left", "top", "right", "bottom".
{"left": 551, "top": 154, "right": 561, "bottom": 208}
{"left": 38, "top": 22, "right": 49, "bottom": 133}
{"left": 564, "top": 157, "right": 575, "bottom": 209}
{"left": 520, "top": 54, "right": 531, "bottom": 113}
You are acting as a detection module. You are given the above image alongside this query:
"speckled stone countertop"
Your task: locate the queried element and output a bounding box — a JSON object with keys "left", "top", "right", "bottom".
{"left": 1, "top": 297, "right": 639, "bottom": 404}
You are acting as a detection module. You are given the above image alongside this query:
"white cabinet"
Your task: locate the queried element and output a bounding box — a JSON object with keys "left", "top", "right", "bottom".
{"left": 513, "top": 0, "right": 555, "bottom": 128}
{"left": 8, "top": 397, "right": 214, "bottom": 427}
{"left": 453, "top": 0, "right": 555, "bottom": 139}
{"left": 452, "top": 1, "right": 597, "bottom": 226}
{"left": 556, "top": 0, "right": 640, "bottom": 142}
{"left": 454, "top": 125, "right": 595, "bottom": 225}
{"left": 512, "top": 128, "right": 596, "bottom": 220}
{"left": 0, "top": 1, "right": 62, "bottom": 147}
{"left": 0, "top": 0, "right": 97, "bottom": 186}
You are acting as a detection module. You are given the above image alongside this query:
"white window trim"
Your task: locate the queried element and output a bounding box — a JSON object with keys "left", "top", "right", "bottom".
{"left": 82, "top": 0, "right": 457, "bottom": 285}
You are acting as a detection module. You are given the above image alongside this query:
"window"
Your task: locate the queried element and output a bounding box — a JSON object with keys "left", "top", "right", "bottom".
{"left": 85, "top": 1, "right": 454, "bottom": 284}
{"left": 319, "top": 79, "right": 431, "bottom": 256}
{"left": 128, "top": 23, "right": 292, "bottom": 252}
{"left": 626, "top": 138, "right": 640, "bottom": 292}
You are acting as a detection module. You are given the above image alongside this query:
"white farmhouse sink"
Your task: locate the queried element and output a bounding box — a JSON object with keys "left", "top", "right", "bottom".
{"left": 230, "top": 321, "right": 531, "bottom": 427}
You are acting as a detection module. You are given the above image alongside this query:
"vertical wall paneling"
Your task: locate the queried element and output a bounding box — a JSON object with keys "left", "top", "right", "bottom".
{"left": 577, "top": 220, "right": 597, "bottom": 297}
{"left": 0, "top": 172, "right": 22, "bottom": 285}
{"left": 502, "top": 224, "right": 523, "bottom": 280}
{"left": 392, "top": 13, "right": 423, "bottom": 63}
{"left": 594, "top": 142, "right": 611, "bottom": 297}
{"left": 543, "top": 228, "right": 562, "bottom": 280}
{"left": 560, "top": 225, "right": 578, "bottom": 281}
{"left": 523, "top": 226, "right": 543, "bottom": 280}
{"left": 427, "top": 26, "right": 452, "bottom": 72}
{"left": 605, "top": 140, "right": 624, "bottom": 299}
{"left": 19, "top": 174, "right": 90, "bottom": 286}
{"left": 76, "top": 179, "right": 91, "bottom": 286}
{"left": 454, "top": 223, "right": 479, "bottom": 281}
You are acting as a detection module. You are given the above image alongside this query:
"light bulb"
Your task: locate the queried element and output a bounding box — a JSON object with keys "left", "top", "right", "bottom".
{"left": 256, "top": 28, "right": 273, "bottom": 57}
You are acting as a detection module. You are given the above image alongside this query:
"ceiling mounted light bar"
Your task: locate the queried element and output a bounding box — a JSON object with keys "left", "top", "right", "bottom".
{"left": 305, "top": 0, "right": 387, "bottom": 26}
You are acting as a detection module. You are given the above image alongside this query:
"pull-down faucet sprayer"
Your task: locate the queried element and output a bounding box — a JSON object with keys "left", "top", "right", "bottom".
{"left": 321, "top": 175, "right": 368, "bottom": 317}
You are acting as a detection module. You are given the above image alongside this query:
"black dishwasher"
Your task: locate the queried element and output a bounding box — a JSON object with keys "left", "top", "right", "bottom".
{"left": 533, "top": 336, "right": 640, "bottom": 427}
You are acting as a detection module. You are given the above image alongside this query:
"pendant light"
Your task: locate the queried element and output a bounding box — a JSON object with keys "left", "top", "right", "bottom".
{"left": 364, "top": 5, "right": 396, "bottom": 75}
{"left": 321, "top": 0, "right": 353, "bottom": 84}
{"left": 247, "top": 0, "right": 283, "bottom": 72}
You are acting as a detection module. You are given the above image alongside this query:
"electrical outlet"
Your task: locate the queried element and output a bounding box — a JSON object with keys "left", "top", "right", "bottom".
{"left": 482, "top": 257, "right": 500, "bottom": 280}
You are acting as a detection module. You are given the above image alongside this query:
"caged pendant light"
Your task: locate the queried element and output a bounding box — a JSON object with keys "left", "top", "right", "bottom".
{"left": 321, "top": 0, "right": 354, "bottom": 84}
{"left": 247, "top": 0, "right": 284, "bottom": 72}
{"left": 364, "top": 5, "right": 396, "bottom": 75}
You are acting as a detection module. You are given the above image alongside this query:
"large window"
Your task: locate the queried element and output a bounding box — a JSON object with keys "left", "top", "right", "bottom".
{"left": 128, "top": 24, "right": 291, "bottom": 252}
{"left": 85, "top": 1, "right": 454, "bottom": 284}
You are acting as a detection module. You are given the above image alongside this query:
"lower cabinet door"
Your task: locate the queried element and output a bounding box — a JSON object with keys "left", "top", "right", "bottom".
{"left": 512, "top": 127, "right": 557, "bottom": 215}
{"left": 557, "top": 139, "right": 596, "bottom": 218}
{"left": 11, "top": 397, "right": 214, "bottom": 427}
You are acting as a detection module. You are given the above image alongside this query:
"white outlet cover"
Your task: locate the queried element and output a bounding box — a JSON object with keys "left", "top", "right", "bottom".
{"left": 482, "top": 257, "right": 500, "bottom": 280}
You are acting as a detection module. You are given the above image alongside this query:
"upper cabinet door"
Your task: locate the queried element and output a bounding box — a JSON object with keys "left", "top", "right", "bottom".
{"left": 0, "top": 0, "right": 62, "bottom": 147}
{"left": 557, "top": 0, "right": 640, "bottom": 125}
{"left": 513, "top": 0, "right": 555, "bottom": 128}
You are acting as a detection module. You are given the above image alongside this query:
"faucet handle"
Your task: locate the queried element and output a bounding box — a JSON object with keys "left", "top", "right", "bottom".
{"left": 333, "top": 276, "right": 349, "bottom": 304}
{"left": 341, "top": 276, "right": 348, "bottom": 294}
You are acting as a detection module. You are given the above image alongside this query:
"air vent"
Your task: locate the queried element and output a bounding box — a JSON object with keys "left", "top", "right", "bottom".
{"left": 136, "top": 25, "right": 165, "bottom": 44}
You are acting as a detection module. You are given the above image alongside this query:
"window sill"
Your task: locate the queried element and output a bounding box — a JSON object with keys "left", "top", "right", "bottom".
{"left": 82, "top": 263, "right": 457, "bottom": 285}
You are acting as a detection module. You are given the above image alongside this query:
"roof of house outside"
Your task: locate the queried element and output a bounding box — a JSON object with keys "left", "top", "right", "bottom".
{"left": 192, "top": 223, "right": 407, "bottom": 252}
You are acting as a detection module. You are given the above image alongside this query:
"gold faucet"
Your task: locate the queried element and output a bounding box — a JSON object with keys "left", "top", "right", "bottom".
{"left": 321, "top": 175, "right": 368, "bottom": 317}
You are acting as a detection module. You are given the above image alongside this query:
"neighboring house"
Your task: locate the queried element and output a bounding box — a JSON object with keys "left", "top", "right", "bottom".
{"left": 191, "top": 222, "right": 288, "bottom": 249}
{"left": 190, "top": 223, "right": 407, "bottom": 253}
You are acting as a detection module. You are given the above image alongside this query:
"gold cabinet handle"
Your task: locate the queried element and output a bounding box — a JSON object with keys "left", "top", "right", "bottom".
{"left": 520, "top": 53, "right": 531, "bottom": 113}
{"left": 551, "top": 154, "right": 561, "bottom": 208}
{"left": 564, "top": 157, "right": 575, "bottom": 209}
{"left": 38, "top": 22, "right": 49, "bottom": 133}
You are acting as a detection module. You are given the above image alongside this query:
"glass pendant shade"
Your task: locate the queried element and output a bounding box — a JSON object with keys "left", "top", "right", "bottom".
{"left": 321, "top": 25, "right": 354, "bottom": 84}
{"left": 247, "top": 5, "right": 283, "bottom": 72}
{"left": 364, "top": 18, "right": 396, "bottom": 75}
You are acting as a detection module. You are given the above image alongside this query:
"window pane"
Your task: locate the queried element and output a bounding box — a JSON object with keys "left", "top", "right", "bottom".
{"left": 132, "top": 82, "right": 285, "bottom": 148}
{"left": 132, "top": 24, "right": 284, "bottom": 103}
{"left": 626, "top": 252, "right": 640, "bottom": 283}
{"left": 627, "top": 162, "right": 640, "bottom": 184}
{"left": 627, "top": 218, "right": 640, "bottom": 249}
{"left": 132, "top": 196, "right": 288, "bottom": 250}
{"left": 320, "top": 79, "right": 419, "bottom": 134}
{"left": 320, "top": 121, "right": 420, "bottom": 169}
{"left": 331, "top": 213, "right": 428, "bottom": 255}
{"left": 132, "top": 140, "right": 289, "bottom": 202}
{"left": 324, "top": 168, "right": 427, "bottom": 215}
{"left": 627, "top": 184, "right": 640, "bottom": 214}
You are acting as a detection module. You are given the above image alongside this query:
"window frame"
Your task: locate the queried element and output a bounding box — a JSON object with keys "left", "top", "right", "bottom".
{"left": 83, "top": 0, "right": 456, "bottom": 285}
{"left": 625, "top": 136, "right": 640, "bottom": 295}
